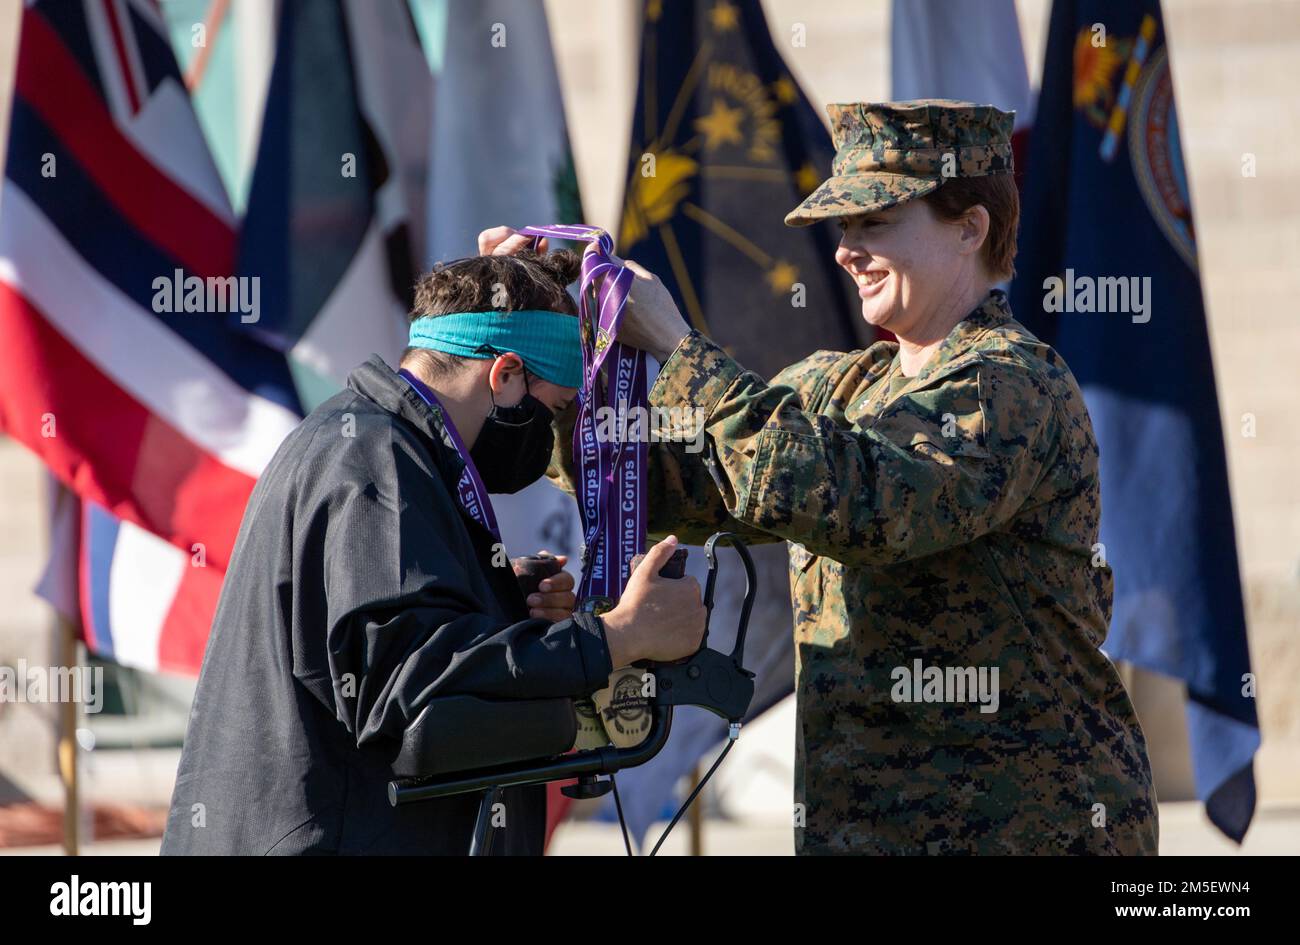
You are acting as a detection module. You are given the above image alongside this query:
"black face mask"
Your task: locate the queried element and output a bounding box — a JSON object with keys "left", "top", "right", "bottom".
{"left": 469, "top": 375, "right": 555, "bottom": 494}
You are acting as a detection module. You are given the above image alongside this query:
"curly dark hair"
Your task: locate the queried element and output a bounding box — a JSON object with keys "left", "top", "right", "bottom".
{"left": 401, "top": 249, "right": 582, "bottom": 379}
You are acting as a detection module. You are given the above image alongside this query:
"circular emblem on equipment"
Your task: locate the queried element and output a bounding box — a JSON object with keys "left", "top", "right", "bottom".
{"left": 1128, "top": 46, "right": 1197, "bottom": 271}
{"left": 592, "top": 668, "right": 651, "bottom": 747}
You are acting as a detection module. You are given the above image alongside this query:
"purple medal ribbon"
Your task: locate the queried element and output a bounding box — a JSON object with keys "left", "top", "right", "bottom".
{"left": 399, "top": 368, "right": 502, "bottom": 546}
{"left": 516, "top": 225, "right": 648, "bottom": 608}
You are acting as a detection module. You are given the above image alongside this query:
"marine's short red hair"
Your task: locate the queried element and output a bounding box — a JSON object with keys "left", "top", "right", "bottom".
{"left": 923, "top": 174, "right": 1020, "bottom": 280}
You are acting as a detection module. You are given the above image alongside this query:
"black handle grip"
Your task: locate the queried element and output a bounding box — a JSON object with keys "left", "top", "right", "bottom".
{"left": 657, "top": 546, "right": 688, "bottom": 579}
{"left": 513, "top": 554, "right": 563, "bottom": 598}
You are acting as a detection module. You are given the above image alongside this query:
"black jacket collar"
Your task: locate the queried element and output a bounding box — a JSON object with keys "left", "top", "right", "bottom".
{"left": 347, "top": 355, "right": 530, "bottom": 617}
{"left": 345, "top": 354, "right": 468, "bottom": 500}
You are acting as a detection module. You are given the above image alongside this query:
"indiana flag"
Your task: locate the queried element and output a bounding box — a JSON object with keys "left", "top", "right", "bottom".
{"left": 1011, "top": 0, "right": 1257, "bottom": 841}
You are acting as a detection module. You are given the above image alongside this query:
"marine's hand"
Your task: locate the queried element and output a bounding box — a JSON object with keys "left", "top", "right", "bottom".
{"left": 606, "top": 254, "right": 692, "bottom": 362}
{"left": 477, "top": 225, "right": 546, "bottom": 256}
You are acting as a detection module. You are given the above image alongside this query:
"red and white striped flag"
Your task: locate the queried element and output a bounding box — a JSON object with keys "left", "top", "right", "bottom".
{"left": 0, "top": 0, "right": 302, "bottom": 673}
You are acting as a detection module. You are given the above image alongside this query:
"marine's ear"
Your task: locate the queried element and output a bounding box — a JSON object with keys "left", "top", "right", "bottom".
{"left": 954, "top": 203, "right": 991, "bottom": 259}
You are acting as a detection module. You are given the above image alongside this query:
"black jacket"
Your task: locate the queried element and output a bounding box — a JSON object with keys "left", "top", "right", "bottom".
{"left": 161, "top": 356, "right": 612, "bottom": 855}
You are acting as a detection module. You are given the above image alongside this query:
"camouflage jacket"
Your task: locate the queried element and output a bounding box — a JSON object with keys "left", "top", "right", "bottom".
{"left": 549, "top": 290, "right": 1158, "bottom": 855}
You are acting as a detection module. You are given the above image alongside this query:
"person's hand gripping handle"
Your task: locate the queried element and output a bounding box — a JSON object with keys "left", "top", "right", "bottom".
{"left": 600, "top": 537, "right": 705, "bottom": 667}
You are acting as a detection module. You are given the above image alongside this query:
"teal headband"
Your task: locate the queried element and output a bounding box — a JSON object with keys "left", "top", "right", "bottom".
{"left": 407, "top": 309, "right": 583, "bottom": 388}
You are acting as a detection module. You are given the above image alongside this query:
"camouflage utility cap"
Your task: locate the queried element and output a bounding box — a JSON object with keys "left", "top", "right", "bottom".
{"left": 785, "top": 99, "right": 1015, "bottom": 226}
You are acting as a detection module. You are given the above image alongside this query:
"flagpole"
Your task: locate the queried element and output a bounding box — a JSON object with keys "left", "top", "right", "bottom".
{"left": 57, "top": 612, "right": 80, "bottom": 856}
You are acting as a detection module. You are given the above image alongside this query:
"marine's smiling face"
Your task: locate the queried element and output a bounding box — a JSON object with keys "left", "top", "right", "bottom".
{"left": 834, "top": 198, "right": 970, "bottom": 338}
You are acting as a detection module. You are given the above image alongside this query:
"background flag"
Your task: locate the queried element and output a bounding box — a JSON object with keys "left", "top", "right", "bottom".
{"left": 235, "top": 0, "right": 428, "bottom": 410}
{"left": 13, "top": 0, "right": 430, "bottom": 676}
{"left": 163, "top": 0, "right": 276, "bottom": 215}
{"left": 0, "top": 0, "right": 302, "bottom": 673}
{"left": 889, "top": 0, "right": 1032, "bottom": 177}
{"left": 1011, "top": 0, "right": 1257, "bottom": 841}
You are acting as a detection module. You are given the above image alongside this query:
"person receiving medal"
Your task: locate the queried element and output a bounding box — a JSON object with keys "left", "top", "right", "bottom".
{"left": 487, "top": 99, "right": 1158, "bottom": 855}
{"left": 162, "top": 247, "right": 705, "bottom": 856}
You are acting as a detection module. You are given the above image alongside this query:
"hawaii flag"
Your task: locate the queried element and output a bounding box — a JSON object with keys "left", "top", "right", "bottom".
{"left": 0, "top": 0, "right": 302, "bottom": 673}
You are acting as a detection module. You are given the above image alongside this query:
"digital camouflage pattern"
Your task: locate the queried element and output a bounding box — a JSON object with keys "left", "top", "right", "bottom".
{"left": 786, "top": 99, "right": 1016, "bottom": 226}
{"left": 548, "top": 289, "right": 1159, "bottom": 855}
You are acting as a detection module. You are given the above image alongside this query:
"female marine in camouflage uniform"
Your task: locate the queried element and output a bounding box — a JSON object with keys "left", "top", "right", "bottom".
{"left": 487, "top": 100, "right": 1158, "bottom": 855}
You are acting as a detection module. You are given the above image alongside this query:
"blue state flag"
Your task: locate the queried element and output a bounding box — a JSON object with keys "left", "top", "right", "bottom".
{"left": 1011, "top": 0, "right": 1257, "bottom": 841}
